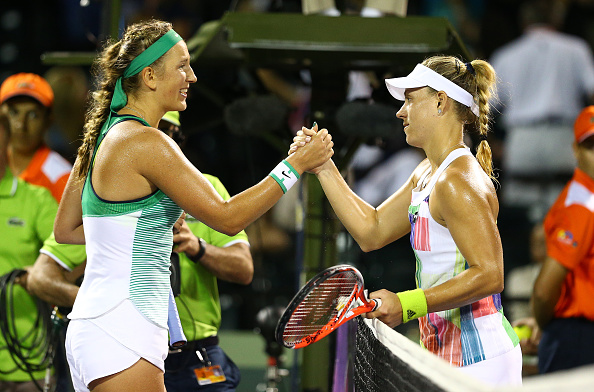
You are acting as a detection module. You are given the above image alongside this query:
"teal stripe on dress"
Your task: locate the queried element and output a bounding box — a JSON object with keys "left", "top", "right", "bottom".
{"left": 129, "top": 195, "right": 182, "bottom": 327}
{"left": 458, "top": 251, "right": 485, "bottom": 365}
{"left": 460, "top": 304, "right": 486, "bottom": 366}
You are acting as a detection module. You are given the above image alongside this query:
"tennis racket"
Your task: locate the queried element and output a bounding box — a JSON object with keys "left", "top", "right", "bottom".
{"left": 275, "top": 264, "right": 381, "bottom": 349}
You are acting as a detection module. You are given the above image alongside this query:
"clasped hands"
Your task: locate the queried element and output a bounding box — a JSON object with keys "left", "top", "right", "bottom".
{"left": 288, "top": 123, "right": 333, "bottom": 174}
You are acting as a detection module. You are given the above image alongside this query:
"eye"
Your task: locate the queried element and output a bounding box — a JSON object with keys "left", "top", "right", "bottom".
{"left": 27, "top": 111, "right": 40, "bottom": 120}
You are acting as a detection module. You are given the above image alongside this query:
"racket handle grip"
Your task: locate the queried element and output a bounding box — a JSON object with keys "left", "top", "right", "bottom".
{"left": 168, "top": 288, "right": 187, "bottom": 348}
{"left": 371, "top": 298, "right": 382, "bottom": 312}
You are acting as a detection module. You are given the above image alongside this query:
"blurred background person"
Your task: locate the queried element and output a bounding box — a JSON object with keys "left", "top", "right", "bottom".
{"left": 0, "top": 73, "right": 72, "bottom": 202}
{"left": 490, "top": 0, "right": 594, "bottom": 222}
{"left": 532, "top": 105, "right": 594, "bottom": 374}
{"left": 0, "top": 113, "right": 59, "bottom": 391}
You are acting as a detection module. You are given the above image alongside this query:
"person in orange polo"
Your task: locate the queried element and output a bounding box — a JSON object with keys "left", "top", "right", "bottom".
{"left": 532, "top": 105, "right": 594, "bottom": 373}
{"left": 0, "top": 73, "right": 72, "bottom": 202}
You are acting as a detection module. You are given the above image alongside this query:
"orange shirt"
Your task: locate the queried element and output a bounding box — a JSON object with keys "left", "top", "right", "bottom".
{"left": 544, "top": 168, "right": 594, "bottom": 321}
{"left": 19, "top": 145, "right": 72, "bottom": 202}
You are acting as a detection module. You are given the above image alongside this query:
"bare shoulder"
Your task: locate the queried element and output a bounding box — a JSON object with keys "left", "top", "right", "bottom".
{"left": 107, "top": 122, "right": 182, "bottom": 165}
{"left": 433, "top": 155, "right": 498, "bottom": 218}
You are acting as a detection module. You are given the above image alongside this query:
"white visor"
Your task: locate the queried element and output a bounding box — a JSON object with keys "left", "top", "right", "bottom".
{"left": 385, "top": 64, "right": 479, "bottom": 117}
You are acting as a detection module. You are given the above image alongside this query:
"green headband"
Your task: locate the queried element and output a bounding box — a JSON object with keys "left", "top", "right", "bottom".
{"left": 110, "top": 29, "right": 182, "bottom": 112}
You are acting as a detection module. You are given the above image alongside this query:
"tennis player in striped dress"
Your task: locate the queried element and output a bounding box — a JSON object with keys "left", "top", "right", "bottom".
{"left": 291, "top": 55, "right": 522, "bottom": 386}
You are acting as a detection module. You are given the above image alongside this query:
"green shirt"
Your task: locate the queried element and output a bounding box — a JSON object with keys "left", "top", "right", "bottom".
{"left": 0, "top": 169, "right": 58, "bottom": 381}
{"left": 176, "top": 174, "right": 249, "bottom": 341}
{"left": 40, "top": 232, "right": 86, "bottom": 271}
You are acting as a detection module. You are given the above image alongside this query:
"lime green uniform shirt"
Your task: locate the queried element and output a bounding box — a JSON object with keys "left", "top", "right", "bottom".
{"left": 0, "top": 169, "right": 58, "bottom": 381}
{"left": 40, "top": 232, "right": 86, "bottom": 272}
{"left": 177, "top": 174, "right": 249, "bottom": 341}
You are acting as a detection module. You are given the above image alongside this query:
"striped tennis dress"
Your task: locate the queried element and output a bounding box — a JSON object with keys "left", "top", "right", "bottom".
{"left": 68, "top": 114, "right": 183, "bottom": 333}
{"left": 409, "top": 148, "right": 518, "bottom": 367}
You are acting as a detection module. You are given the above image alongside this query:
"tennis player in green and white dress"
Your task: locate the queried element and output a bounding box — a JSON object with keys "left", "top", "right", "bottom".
{"left": 55, "top": 19, "right": 333, "bottom": 392}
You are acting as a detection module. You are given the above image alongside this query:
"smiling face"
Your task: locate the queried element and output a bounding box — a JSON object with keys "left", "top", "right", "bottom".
{"left": 155, "top": 40, "right": 197, "bottom": 112}
{"left": 396, "top": 87, "right": 438, "bottom": 148}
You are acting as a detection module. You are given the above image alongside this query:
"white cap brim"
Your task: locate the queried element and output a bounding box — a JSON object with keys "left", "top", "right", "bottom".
{"left": 385, "top": 64, "right": 479, "bottom": 117}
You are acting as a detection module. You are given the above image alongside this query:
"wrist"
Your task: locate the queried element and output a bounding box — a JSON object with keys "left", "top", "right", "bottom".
{"left": 396, "top": 288, "right": 427, "bottom": 323}
{"left": 284, "top": 155, "right": 304, "bottom": 177}
{"left": 269, "top": 159, "right": 300, "bottom": 194}
{"left": 189, "top": 237, "right": 206, "bottom": 262}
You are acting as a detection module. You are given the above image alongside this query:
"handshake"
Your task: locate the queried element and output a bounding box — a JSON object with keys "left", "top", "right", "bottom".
{"left": 287, "top": 123, "right": 334, "bottom": 175}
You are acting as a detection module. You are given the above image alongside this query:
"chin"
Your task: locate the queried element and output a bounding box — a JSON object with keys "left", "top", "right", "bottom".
{"left": 404, "top": 136, "right": 421, "bottom": 149}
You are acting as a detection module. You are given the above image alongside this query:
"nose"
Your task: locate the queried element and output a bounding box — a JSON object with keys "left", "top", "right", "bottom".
{"left": 187, "top": 65, "right": 197, "bottom": 83}
{"left": 8, "top": 114, "right": 25, "bottom": 130}
{"left": 396, "top": 104, "right": 406, "bottom": 120}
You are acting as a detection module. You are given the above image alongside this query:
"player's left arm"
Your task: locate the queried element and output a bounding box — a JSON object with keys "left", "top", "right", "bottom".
{"left": 423, "top": 160, "right": 504, "bottom": 313}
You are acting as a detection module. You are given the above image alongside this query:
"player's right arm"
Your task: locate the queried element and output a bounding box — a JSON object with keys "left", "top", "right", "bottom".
{"left": 54, "top": 160, "right": 85, "bottom": 245}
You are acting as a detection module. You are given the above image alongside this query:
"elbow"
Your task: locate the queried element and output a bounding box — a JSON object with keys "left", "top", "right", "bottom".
{"left": 359, "top": 244, "right": 376, "bottom": 253}
{"left": 54, "top": 226, "right": 69, "bottom": 244}
{"left": 213, "top": 218, "right": 244, "bottom": 237}
{"left": 357, "top": 237, "right": 383, "bottom": 253}
{"left": 239, "top": 265, "right": 254, "bottom": 286}
{"left": 54, "top": 232, "right": 66, "bottom": 244}
{"left": 489, "top": 271, "right": 505, "bottom": 295}
{"left": 220, "top": 225, "right": 242, "bottom": 237}
{"left": 490, "top": 268, "right": 505, "bottom": 294}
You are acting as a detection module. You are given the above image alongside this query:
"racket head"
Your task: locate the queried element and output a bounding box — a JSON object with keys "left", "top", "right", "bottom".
{"left": 275, "top": 264, "right": 372, "bottom": 349}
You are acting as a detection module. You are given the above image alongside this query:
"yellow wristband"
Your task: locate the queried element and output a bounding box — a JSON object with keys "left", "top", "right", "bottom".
{"left": 396, "top": 288, "right": 427, "bottom": 323}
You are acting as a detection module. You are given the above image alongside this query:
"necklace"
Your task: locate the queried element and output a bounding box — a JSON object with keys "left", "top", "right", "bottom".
{"left": 436, "top": 142, "right": 465, "bottom": 164}
{"left": 124, "top": 105, "right": 145, "bottom": 120}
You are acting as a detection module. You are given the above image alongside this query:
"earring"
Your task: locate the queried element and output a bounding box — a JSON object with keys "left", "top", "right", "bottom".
{"left": 437, "top": 108, "right": 442, "bottom": 115}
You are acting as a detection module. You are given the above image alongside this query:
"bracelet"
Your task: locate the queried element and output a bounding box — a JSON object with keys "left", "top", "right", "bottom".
{"left": 189, "top": 237, "right": 206, "bottom": 263}
{"left": 269, "top": 159, "right": 300, "bottom": 194}
{"left": 396, "top": 288, "right": 427, "bottom": 323}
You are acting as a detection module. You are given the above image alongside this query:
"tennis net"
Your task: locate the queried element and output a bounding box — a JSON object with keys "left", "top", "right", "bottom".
{"left": 352, "top": 317, "right": 594, "bottom": 392}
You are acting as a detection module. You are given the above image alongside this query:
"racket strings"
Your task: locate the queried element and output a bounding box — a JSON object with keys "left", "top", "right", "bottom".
{"left": 282, "top": 272, "right": 359, "bottom": 345}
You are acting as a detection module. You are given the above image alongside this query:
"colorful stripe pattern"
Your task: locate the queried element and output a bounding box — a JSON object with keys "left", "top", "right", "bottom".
{"left": 409, "top": 148, "right": 518, "bottom": 367}
{"left": 409, "top": 198, "right": 431, "bottom": 252}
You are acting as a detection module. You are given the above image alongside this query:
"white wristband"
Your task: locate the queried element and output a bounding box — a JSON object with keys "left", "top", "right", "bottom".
{"left": 269, "top": 160, "right": 300, "bottom": 193}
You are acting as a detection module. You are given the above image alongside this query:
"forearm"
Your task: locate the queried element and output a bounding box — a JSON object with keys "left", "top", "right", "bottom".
{"left": 531, "top": 296, "right": 556, "bottom": 329}
{"left": 196, "top": 243, "right": 253, "bottom": 285}
{"left": 424, "top": 264, "right": 503, "bottom": 313}
{"left": 29, "top": 277, "right": 79, "bottom": 307}
{"left": 316, "top": 161, "right": 382, "bottom": 251}
{"left": 210, "top": 177, "right": 285, "bottom": 236}
{"left": 531, "top": 256, "right": 567, "bottom": 329}
{"left": 27, "top": 255, "right": 80, "bottom": 307}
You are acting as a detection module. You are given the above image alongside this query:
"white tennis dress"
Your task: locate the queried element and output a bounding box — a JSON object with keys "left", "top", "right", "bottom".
{"left": 66, "top": 114, "right": 183, "bottom": 390}
{"left": 408, "top": 148, "right": 519, "bottom": 368}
